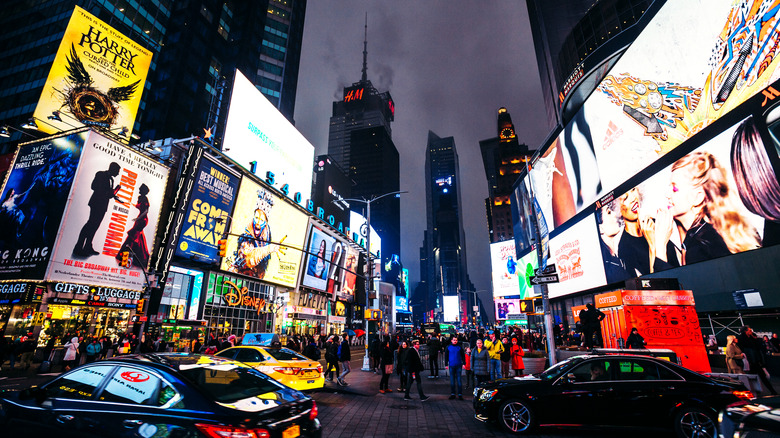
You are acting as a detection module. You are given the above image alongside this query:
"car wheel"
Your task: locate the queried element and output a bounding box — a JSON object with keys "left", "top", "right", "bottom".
{"left": 499, "top": 399, "right": 535, "bottom": 434}
{"left": 673, "top": 406, "right": 717, "bottom": 438}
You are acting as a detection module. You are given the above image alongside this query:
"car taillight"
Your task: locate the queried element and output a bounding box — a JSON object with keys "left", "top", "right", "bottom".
{"left": 731, "top": 390, "right": 755, "bottom": 400}
{"left": 316, "top": 364, "right": 323, "bottom": 374}
{"left": 273, "top": 367, "right": 300, "bottom": 375}
{"left": 309, "top": 400, "right": 318, "bottom": 420}
{"left": 195, "top": 423, "right": 270, "bottom": 438}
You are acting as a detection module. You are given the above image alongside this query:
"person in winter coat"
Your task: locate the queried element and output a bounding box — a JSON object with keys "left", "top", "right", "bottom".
{"left": 626, "top": 328, "right": 647, "bottom": 349}
{"left": 85, "top": 338, "right": 102, "bottom": 363}
{"left": 303, "top": 337, "right": 320, "bottom": 361}
{"left": 63, "top": 337, "right": 79, "bottom": 370}
{"left": 509, "top": 337, "right": 525, "bottom": 376}
{"left": 337, "top": 335, "right": 351, "bottom": 386}
{"left": 470, "top": 338, "right": 490, "bottom": 384}
{"left": 725, "top": 335, "right": 745, "bottom": 374}
{"left": 403, "top": 340, "right": 429, "bottom": 401}
{"left": 484, "top": 331, "right": 504, "bottom": 381}
{"left": 396, "top": 340, "right": 409, "bottom": 391}
{"left": 427, "top": 334, "right": 442, "bottom": 378}
{"left": 464, "top": 344, "right": 473, "bottom": 389}
{"left": 444, "top": 336, "right": 466, "bottom": 400}
{"left": 324, "top": 336, "right": 340, "bottom": 382}
{"left": 500, "top": 336, "right": 512, "bottom": 378}
{"left": 378, "top": 339, "right": 394, "bottom": 393}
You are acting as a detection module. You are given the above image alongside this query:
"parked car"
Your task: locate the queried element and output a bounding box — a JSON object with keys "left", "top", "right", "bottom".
{"left": 473, "top": 354, "right": 753, "bottom": 437}
{"left": 0, "top": 353, "right": 321, "bottom": 438}
{"left": 719, "top": 395, "right": 780, "bottom": 438}
{"left": 216, "top": 346, "right": 324, "bottom": 391}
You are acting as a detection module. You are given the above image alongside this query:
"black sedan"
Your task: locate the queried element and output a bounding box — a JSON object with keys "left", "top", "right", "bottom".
{"left": 0, "top": 353, "right": 321, "bottom": 438}
{"left": 719, "top": 395, "right": 780, "bottom": 437}
{"left": 473, "top": 354, "right": 753, "bottom": 438}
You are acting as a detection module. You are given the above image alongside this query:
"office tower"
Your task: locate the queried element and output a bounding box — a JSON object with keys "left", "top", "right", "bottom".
{"left": 480, "top": 107, "right": 533, "bottom": 243}
{"left": 326, "top": 20, "right": 400, "bottom": 275}
{"left": 0, "top": 0, "right": 306, "bottom": 152}
{"left": 422, "top": 131, "right": 472, "bottom": 321}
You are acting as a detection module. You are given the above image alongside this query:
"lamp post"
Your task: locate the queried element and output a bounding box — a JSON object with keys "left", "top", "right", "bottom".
{"left": 460, "top": 289, "right": 487, "bottom": 327}
{"left": 339, "top": 190, "right": 406, "bottom": 371}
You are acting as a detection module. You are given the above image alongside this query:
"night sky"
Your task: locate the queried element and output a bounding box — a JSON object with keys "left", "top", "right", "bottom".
{"left": 293, "top": 1, "right": 550, "bottom": 308}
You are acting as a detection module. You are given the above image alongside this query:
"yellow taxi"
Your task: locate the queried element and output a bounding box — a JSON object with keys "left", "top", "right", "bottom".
{"left": 216, "top": 345, "right": 324, "bottom": 391}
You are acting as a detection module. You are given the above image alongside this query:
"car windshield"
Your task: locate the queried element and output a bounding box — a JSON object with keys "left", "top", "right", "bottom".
{"left": 264, "top": 348, "right": 309, "bottom": 361}
{"left": 539, "top": 357, "right": 582, "bottom": 380}
{"left": 180, "top": 365, "right": 283, "bottom": 403}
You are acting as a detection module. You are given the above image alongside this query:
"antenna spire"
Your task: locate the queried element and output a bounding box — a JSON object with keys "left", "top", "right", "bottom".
{"left": 361, "top": 13, "right": 368, "bottom": 82}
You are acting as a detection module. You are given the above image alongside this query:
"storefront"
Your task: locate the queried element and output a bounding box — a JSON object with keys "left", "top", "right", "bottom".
{"left": 152, "top": 266, "right": 206, "bottom": 348}
{"left": 286, "top": 289, "right": 329, "bottom": 337}
{"left": 0, "top": 282, "right": 42, "bottom": 338}
{"left": 202, "top": 272, "right": 277, "bottom": 341}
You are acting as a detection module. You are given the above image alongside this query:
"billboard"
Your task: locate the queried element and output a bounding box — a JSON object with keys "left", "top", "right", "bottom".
{"left": 546, "top": 214, "right": 607, "bottom": 299}
{"left": 490, "top": 239, "right": 521, "bottom": 298}
{"left": 349, "top": 210, "right": 381, "bottom": 258}
{"left": 301, "top": 223, "right": 336, "bottom": 292}
{"left": 396, "top": 295, "right": 409, "bottom": 312}
{"left": 337, "top": 245, "right": 358, "bottom": 303}
{"left": 220, "top": 178, "right": 308, "bottom": 288}
{"left": 48, "top": 131, "right": 169, "bottom": 291}
{"left": 325, "top": 235, "right": 349, "bottom": 298}
{"left": 516, "top": 249, "right": 540, "bottom": 299}
{"left": 33, "top": 6, "right": 152, "bottom": 136}
{"left": 596, "top": 116, "right": 769, "bottom": 284}
{"left": 529, "top": 0, "right": 780, "bottom": 231}
{"left": 222, "top": 71, "right": 314, "bottom": 202}
{"left": 443, "top": 295, "right": 459, "bottom": 322}
{"left": 175, "top": 157, "right": 240, "bottom": 263}
{"left": 495, "top": 298, "right": 521, "bottom": 321}
{"left": 0, "top": 132, "right": 86, "bottom": 280}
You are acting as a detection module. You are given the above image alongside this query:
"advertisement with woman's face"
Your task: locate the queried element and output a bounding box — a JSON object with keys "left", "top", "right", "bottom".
{"left": 302, "top": 225, "right": 335, "bottom": 291}
{"left": 597, "top": 116, "right": 774, "bottom": 284}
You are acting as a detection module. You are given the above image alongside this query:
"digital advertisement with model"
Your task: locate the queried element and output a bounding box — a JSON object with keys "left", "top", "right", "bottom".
{"left": 47, "top": 130, "right": 169, "bottom": 291}
{"left": 301, "top": 223, "right": 336, "bottom": 292}
{"left": 489, "top": 239, "right": 521, "bottom": 298}
{"left": 0, "top": 131, "right": 86, "bottom": 280}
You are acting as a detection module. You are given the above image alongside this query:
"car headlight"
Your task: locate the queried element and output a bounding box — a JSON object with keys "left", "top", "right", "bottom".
{"left": 479, "top": 389, "right": 498, "bottom": 402}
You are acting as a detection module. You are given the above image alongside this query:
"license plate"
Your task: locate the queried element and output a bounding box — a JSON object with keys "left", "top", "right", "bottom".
{"left": 283, "top": 425, "right": 300, "bottom": 438}
{"left": 307, "top": 380, "right": 315, "bottom": 384}
{"left": 302, "top": 370, "right": 318, "bottom": 378}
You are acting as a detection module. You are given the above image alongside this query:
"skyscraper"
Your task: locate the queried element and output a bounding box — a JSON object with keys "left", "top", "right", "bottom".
{"left": 422, "top": 131, "right": 473, "bottom": 322}
{"left": 480, "top": 108, "right": 533, "bottom": 243}
{"left": 326, "top": 20, "right": 399, "bottom": 275}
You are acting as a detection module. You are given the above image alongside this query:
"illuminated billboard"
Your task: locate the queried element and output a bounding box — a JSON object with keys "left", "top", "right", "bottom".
{"left": 175, "top": 157, "right": 240, "bottom": 263}
{"left": 349, "top": 210, "right": 381, "bottom": 258}
{"left": 301, "top": 223, "right": 336, "bottom": 292}
{"left": 516, "top": 249, "right": 540, "bottom": 299}
{"left": 337, "top": 245, "right": 358, "bottom": 303}
{"left": 48, "top": 131, "right": 169, "bottom": 291}
{"left": 529, "top": 0, "right": 780, "bottom": 232}
{"left": 222, "top": 71, "right": 314, "bottom": 202}
{"left": 490, "top": 239, "right": 521, "bottom": 298}
{"left": 495, "top": 298, "right": 521, "bottom": 321}
{"left": 546, "top": 214, "right": 607, "bottom": 299}
{"left": 596, "top": 116, "right": 769, "bottom": 284}
{"left": 33, "top": 6, "right": 152, "bottom": 136}
{"left": 0, "top": 132, "right": 86, "bottom": 280}
{"left": 443, "top": 295, "right": 459, "bottom": 322}
{"left": 220, "top": 178, "right": 308, "bottom": 288}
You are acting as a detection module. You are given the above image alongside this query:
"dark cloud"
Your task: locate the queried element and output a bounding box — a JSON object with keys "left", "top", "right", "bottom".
{"left": 295, "top": 1, "right": 549, "bottom": 300}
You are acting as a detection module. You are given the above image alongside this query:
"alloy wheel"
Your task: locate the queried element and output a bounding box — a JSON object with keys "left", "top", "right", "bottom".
{"left": 500, "top": 401, "right": 533, "bottom": 433}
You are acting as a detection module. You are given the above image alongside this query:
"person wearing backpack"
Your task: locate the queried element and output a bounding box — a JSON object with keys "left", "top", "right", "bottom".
{"left": 337, "top": 334, "right": 351, "bottom": 386}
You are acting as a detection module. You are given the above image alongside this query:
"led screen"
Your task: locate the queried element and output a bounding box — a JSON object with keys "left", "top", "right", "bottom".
{"left": 546, "top": 214, "right": 607, "bottom": 299}
{"left": 490, "top": 240, "right": 521, "bottom": 298}
{"left": 596, "top": 116, "right": 771, "bottom": 284}
{"left": 301, "top": 222, "right": 345, "bottom": 293}
{"left": 337, "top": 245, "right": 358, "bottom": 303}
{"left": 222, "top": 71, "right": 314, "bottom": 202}
{"left": 495, "top": 298, "right": 521, "bottom": 321}
{"left": 443, "top": 295, "right": 459, "bottom": 322}
{"left": 349, "top": 210, "right": 381, "bottom": 258}
{"left": 516, "top": 249, "right": 540, "bottom": 299}
{"left": 396, "top": 295, "right": 409, "bottom": 312}
{"left": 220, "top": 178, "right": 308, "bottom": 288}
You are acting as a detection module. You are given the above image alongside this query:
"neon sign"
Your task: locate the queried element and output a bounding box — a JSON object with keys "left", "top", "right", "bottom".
{"left": 222, "top": 280, "right": 276, "bottom": 314}
{"left": 344, "top": 86, "right": 364, "bottom": 102}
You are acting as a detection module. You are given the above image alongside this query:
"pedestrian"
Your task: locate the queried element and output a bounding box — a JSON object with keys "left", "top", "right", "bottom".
{"left": 18, "top": 336, "right": 36, "bottom": 370}
{"left": 484, "top": 331, "right": 504, "bottom": 381}
{"left": 500, "top": 336, "right": 511, "bottom": 378}
{"left": 370, "top": 336, "right": 382, "bottom": 374}
{"left": 85, "top": 338, "right": 102, "bottom": 363}
{"left": 464, "top": 343, "right": 474, "bottom": 389}
{"left": 325, "top": 335, "right": 340, "bottom": 382}
{"left": 725, "top": 335, "right": 745, "bottom": 374}
{"left": 510, "top": 337, "right": 525, "bottom": 376}
{"left": 397, "top": 340, "right": 409, "bottom": 391}
{"left": 63, "top": 336, "right": 79, "bottom": 371}
{"left": 470, "top": 338, "right": 490, "bottom": 384}
{"left": 738, "top": 326, "right": 777, "bottom": 394}
{"left": 403, "top": 340, "right": 429, "bottom": 401}
{"left": 579, "top": 303, "right": 605, "bottom": 349}
{"left": 303, "top": 337, "right": 320, "bottom": 361}
{"left": 626, "top": 328, "right": 647, "bottom": 349}
{"left": 444, "top": 336, "right": 465, "bottom": 400}
{"left": 338, "top": 334, "right": 351, "bottom": 386}
{"left": 427, "top": 333, "right": 442, "bottom": 378}
{"left": 379, "top": 339, "right": 394, "bottom": 393}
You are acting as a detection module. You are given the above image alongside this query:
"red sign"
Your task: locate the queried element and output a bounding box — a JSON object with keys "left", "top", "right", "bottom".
{"left": 120, "top": 371, "right": 150, "bottom": 382}
{"left": 344, "top": 86, "right": 364, "bottom": 103}
{"left": 594, "top": 291, "right": 623, "bottom": 308}
{"left": 621, "top": 290, "right": 695, "bottom": 306}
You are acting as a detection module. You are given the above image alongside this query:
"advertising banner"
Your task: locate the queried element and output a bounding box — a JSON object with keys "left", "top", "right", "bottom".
{"left": 547, "top": 214, "right": 607, "bottom": 299}
{"left": 302, "top": 224, "right": 335, "bottom": 292}
{"left": 396, "top": 295, "right": 409, "bottom": 312}
{"left": 495, "top": 298, "right": 521, "bottom": 321}
{"left": 490, "top": 239, "right": 521, "bottom": 298}
{"left": 0, "top": 132, "right": 85, "bottom": 280}
{"left": 325, "top": 236, "right": 349, "bottom": 298}
{"left": 222, "top": 71, "right": 314, "bottom": 202}
{"left": 516, "top": 249, "right": 540, "bottom": 299}
{"left": 337, "top": 245, "right": 358, "bottom": 303}
{"left": 220, "top": 178, "right": 308, "bottom": 288}
{"left": 32, "top": 6, "right": 152, "bottom": 136}
{"left": 175, "top": 157, "right": 240, "bottom": 263}
{"left": 48, "top": 131, "right": 168, "bottom": 291}
{"left": 443, "top": 295, "right": 459, "bottom": 322}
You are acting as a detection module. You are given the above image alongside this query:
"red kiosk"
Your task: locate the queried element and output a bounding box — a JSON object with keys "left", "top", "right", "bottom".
{"left": 593, "top": 289, "right": 710, "bottom": 373}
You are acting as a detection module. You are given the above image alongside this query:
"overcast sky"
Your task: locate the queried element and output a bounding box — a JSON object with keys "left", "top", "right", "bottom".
{"left": 294, "top": 1, "right": 550, "bottom": 306}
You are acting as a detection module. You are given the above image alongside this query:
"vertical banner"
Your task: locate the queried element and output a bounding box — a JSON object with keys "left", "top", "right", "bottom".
{"left": 302, "top": 224, "right": 335, "bottom": 292}
{"left": 338, "top": 246, "right": 358, "bottom": 303}
{"left": 33, "top": 6, "right": 152, "bottom": 136}
{"left": 175, "top": 157, "right": 240, "bottom": 263}
{"left": 47, "top": 131, "right": 168, "bottom": 290}
{"left": 0, "top": 132, "right": 86, "bottom": 279}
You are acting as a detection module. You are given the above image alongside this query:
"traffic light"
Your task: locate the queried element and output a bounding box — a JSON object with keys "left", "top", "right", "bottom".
{"left": 120, "top": 251, "right": 129, "bottom": 268}
{"left": 218, "top": 239, "right": 227, "bottom": 257}
{"left": 136, "top": 298, "right": 145, "bottom": 314}
{"left": 364, "top": 309, "right": 382, "bottom": 320}
{"left": 520, "top": 299, "right": 535, "bottom": 314}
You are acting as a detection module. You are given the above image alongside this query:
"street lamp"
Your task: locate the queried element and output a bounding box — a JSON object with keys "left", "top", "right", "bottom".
{"left": 338, "top": 190, "right": 406, "bottom": 371}
{"left": 460, "top": 289, "right": 487, "bottom": 327}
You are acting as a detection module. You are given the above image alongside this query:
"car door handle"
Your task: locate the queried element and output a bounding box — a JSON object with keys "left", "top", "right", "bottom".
{"left": 57, "top": 414, "right": 75, "bottom": 423}
{"left": 123, "top": 420, "right": 144, "bottom": 428}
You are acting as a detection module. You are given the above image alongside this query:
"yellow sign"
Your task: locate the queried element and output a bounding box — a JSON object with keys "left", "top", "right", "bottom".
{"left": 33, "top": 6, "right": 152, "bottom": 136}
{"left": 32, "top": 311, "right": 47, "bottom": 326}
